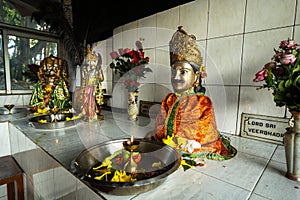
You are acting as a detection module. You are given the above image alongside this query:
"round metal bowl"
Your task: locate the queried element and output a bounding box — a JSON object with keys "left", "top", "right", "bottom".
{"left": 0, "top": 107, "right": 29, "bottom": 121}
{"left": 71, "top": 138, "right": 181, "bottom": 195}
{"left": 28, "top": 113, "right": 80, "bottom": 129}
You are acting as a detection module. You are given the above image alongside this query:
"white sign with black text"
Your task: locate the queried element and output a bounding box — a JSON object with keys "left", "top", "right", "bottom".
{"left": 241, "top": 113, "right": 289, "bottom": 145}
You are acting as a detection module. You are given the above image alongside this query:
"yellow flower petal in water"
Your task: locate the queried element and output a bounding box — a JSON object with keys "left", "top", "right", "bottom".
{"left": 93, "top": 158, "right": 112, "bottom": 170}
{"left": 111, "top": 170, "right": 134, "bottom": 182}
{"left": 94, "top": 171, "right": 111, "bottom": 181}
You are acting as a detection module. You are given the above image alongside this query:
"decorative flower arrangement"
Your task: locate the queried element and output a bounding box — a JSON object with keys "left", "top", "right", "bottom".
{"left": 253, "top": 39, "right": 300, "bottom": 112}
{"left": 109, "top": 40, "right": 152, "bottom": 92}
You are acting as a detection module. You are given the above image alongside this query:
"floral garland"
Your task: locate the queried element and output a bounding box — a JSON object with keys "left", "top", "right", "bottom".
{"left": 38, "top": 67, "right": 61, "bottom": 109}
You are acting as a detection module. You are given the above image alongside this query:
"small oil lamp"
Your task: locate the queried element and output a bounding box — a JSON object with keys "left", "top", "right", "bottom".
{"left": 123, "top": 136, "right": 140, "bottom": 173}
{"left": 4, "top": 104, "right": 15, "bottom": 114}
{"left": 123, "top": 135, "right": 140, "bottom": 152}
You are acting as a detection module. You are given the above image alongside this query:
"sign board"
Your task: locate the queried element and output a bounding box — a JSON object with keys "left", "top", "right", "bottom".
{"left": 241, "top": 113, "right": 289, "bottom": 145}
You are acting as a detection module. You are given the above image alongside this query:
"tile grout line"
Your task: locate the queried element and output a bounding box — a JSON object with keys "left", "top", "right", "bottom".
{"left": 247, "top": 144, "right": 279, "bottom": 198}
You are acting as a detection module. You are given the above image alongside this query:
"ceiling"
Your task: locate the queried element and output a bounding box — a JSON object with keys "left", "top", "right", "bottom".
{"left": 8, "top": 0, "right": 194, "bottom": 44}
{"left": 72, "top": 0, "right": 194, "bottom": 43}
{"left": 6, "top": 0, "right": 194, "bottom": 64}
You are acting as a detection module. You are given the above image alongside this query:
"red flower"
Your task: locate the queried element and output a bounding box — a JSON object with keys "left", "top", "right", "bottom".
{"left": 138, "top": 51, "right": 144, "bottom": 59}
{"left": 124, "top": 48, "right": 131, "bottom": 54}
{"left": 109, "top": 40, "right": 152, "bottom": 92}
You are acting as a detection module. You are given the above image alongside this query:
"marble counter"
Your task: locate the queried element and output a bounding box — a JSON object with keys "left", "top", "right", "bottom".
{"left": 8, "top": 110, "right": 298, "bottom": 200}
{"left": 11, "top": 111, "right": 154, "bottom": 169}
{"left": 9, "top": 110, "right": 162, "bottom": 199}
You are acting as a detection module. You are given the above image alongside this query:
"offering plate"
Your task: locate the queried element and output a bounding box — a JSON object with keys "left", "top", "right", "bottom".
{"left": 71, "top": 138, "right": 181, "bottom": 195}
{"left": 28, "top": 113, "right": 80, "bottom": 129}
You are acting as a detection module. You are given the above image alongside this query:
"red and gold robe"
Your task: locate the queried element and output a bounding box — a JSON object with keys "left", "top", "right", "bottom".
{"left": 154, "top": 93, "right": 236, "bottom": 160}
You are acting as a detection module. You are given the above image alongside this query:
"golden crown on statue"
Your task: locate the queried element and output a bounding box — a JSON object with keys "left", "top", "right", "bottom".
{"left": 87, "top": 47, "right": 98, "bottom": 62}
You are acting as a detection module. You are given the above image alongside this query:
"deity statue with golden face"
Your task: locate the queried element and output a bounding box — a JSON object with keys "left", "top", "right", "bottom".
{"left": 151, "top": 27, "right": 237, "bottom": 169}
{"left": 29, "top": 55, "right": 72, "bottom": 113}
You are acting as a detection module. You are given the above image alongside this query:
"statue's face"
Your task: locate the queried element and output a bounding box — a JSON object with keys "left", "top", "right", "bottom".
{"left": 171, "top": 61, "right": 198, "bottom": 94}
{"left": 88, "top": 60, "right": 97, "bottom": 68}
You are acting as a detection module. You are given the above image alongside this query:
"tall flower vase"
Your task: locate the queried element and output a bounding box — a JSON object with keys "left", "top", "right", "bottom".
{"left": 284, "top": 111, "right": 300, "bottom": 182}
{"left": 128, "top": 91, "right": 139, "bottom": 121}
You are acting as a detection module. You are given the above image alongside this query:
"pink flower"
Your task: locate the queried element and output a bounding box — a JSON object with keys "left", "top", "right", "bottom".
{"left": 272, "top": 49, "right": 283, "bottom": 63}
{"left": 253, "top": 68, "right": 267, "bottom": 82}
{"left": 280, "top": 54, "right": 296, "bottom": 65}
{"left": 280, "top": 39, "right": 298, "bottom": 50}
{"left": 118, "top": 48, "right": 125, "bottom": 56}
{"left": 110, "top": 51, "right": 118, "bottom": 59}
{"left": 135, "top": 40, "right": 143, "bottom": 51}
{"left": 109, "top": 40, "right": 152, "bottom": 92}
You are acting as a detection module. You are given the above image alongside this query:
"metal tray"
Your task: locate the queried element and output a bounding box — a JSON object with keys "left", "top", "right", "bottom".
{"left": 71, "top": 138, "right": 181, "bottom": 195}
{"left": 28, "top": 113, "right": 80, "bottom": 129}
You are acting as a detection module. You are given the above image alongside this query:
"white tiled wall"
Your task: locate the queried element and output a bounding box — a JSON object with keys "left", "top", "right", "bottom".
{"left": 103, "top": 0, "right": 299, "bottom": 135}
{"left": 1, "top": 0, "right": 299, "bottom": 136}
{"left": 0, "top": 94, "right": 31, "bottom": 107}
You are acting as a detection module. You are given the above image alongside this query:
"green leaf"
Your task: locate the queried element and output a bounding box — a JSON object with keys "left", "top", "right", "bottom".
{"left": 292, "top": 65, "right": 300, "bottom": 74}
{"left": 293, "top": 75, "right": 300, "bottom": 88}
{"left": 285, "top": 79, "right": 292, "bottom": 88}
{"left": 278, "top": 80, "right": 285, "bottom": 91}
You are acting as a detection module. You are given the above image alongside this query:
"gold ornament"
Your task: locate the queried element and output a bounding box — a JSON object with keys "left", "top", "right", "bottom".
{"left": 86, "top": 47, "right": 98, "bottom": 62}
{"left": 169, "top": 26, "right": 203, "bottom": 69}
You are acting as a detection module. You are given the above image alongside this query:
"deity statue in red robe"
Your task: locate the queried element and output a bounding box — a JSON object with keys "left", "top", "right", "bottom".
{"left": 151, "top": 27, "right": 237, "bottom": 169}
{"left": 80, "top": 47, "right": 104, "bottom": 121}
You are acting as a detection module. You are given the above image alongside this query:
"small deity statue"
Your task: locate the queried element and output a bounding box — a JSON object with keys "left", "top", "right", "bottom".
{"left": 80, "top": 46, "right": 104, "bottom": 121}
{"left": 29, "top": 55, "right": 72, "bottom": 113}
{"left": 150, "top": 26, "right": 237, "bottom": 169}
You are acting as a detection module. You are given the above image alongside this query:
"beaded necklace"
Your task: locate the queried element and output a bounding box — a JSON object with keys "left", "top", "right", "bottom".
{"left": 175, "top": 86, "right": 194, "bottom": 97}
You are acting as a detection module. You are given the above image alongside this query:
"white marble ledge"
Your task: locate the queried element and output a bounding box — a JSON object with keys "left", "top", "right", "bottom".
{"left": 8, "top": 110, "right": 300, "bottom": 200}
